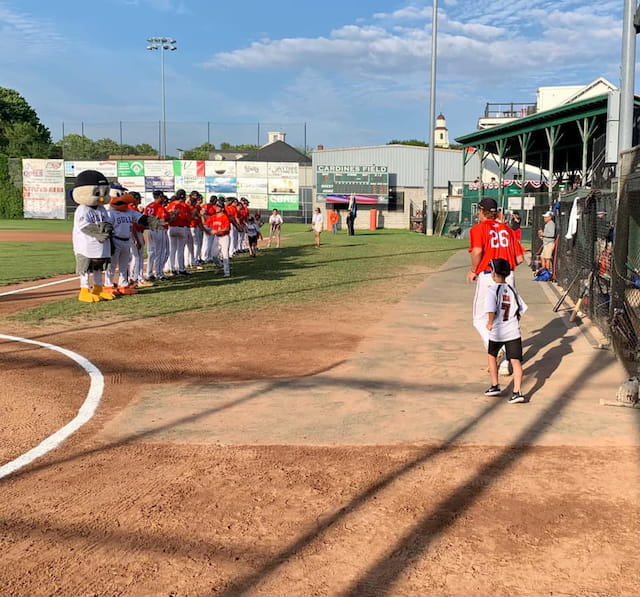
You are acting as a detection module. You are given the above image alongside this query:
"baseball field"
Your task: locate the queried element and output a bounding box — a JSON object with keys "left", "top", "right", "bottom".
{"left": 1, "top": 220, "right": 639, "bottom": 596}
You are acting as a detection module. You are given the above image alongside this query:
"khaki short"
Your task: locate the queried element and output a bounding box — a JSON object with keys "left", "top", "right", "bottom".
{"left": 541, "top": 242, "right": 554, "bottom": 259}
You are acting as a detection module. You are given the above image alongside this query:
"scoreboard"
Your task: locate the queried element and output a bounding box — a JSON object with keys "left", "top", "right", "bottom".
{"left": 316, "top": 165, "right": 389, "bottom": 204}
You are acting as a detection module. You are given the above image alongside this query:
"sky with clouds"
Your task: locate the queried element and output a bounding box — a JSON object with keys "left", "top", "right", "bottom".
{"left": 0, "top": 0, "right": 632, "bottom": 154}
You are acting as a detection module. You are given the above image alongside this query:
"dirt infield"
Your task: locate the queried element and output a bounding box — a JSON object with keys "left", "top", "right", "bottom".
{"left": 0, "top": 231, "right": 639, "bottom": 596}
{"left": 0, "top": 230, "right": 71, "bottom": 243}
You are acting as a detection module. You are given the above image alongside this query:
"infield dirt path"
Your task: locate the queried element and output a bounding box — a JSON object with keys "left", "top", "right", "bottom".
{"left": 0, "top": 236, "right": 638, "bottom": 596}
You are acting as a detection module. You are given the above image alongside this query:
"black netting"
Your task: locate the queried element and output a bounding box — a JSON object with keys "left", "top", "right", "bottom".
{"left": 531, "top": 191, "right": 617, "bottom": 343}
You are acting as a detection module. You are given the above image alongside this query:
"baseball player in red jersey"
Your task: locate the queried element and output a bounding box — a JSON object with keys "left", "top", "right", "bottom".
{"left": 224, "top": 197, "right": 242, "bottom": 257}
{"left": 144, "top": 190, "right": 169, "bottom": 280}
{"left": 202, "top": 195, "right": 218, "bottom": 263}
{"left": 467, "top": 197, "right": 524, "bottom": 351}
{"left": 128, "top": 192, "right": 152, "bottom": 288}
{"left": 205, "top": 200, "right": 232, "bottom": 277}
{"left": 166, "top": 189, "right": 192, "bottom": 275}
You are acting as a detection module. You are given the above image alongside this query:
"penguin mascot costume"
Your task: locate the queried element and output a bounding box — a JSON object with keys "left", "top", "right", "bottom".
{"left": 71, "top": 169, "right": 115, "bottom": 302}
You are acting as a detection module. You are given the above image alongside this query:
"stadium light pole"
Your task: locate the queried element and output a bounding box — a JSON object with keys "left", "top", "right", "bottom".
{"left": 424, "top": 0, "right": 438, "bottom": 236}
{"left": 146, "top": 36, "right": 177, "bottom": 159}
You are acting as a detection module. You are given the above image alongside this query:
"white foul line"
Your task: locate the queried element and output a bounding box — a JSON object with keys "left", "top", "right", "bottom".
{"left": 0, "top": 277, "right": 79, "bottom": 298}
{"left": 0, "top": 334, "right": 104, "bottom": 480}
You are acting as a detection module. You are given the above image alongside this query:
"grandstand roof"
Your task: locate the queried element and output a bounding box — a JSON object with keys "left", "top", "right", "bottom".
{"left": 455, "top": 93, "right": 640, "bottom": 173}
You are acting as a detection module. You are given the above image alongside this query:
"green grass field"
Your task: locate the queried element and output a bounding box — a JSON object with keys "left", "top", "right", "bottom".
{"left": 2, "top": 220, "right": 466, "bottom": 323}
{"left": 0, "top": 219, "right": 73, "bottom": 232}
{"left": 0, "top": 241, "right": 76, "bottom": 285}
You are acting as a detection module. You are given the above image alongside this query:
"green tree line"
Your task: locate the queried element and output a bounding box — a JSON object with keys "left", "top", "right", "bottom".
{"left": 0, "top": 86, "right": 263, "bottom": 217}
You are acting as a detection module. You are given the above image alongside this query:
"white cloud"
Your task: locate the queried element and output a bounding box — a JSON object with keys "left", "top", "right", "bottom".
{"left": 111, "top": 0, "right": 191, "bottom": 14}
{"left": 0, "top": 2, "right": 67, "bottom": 55}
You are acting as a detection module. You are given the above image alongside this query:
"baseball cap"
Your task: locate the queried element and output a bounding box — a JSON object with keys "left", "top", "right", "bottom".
{"left": 543, "top": 210, "right": 554, "bottom": 217}
{"left": 75, "top": 170, "right": 109, "bottom": 187}
{"left": 490, "top": 258, "right": 511, "bottom": 277}
{"left": 478, "top": 197, "right": 498, "bottom": 212}
{"left": 176, "top": 189, "right": 187, "bottom": 198}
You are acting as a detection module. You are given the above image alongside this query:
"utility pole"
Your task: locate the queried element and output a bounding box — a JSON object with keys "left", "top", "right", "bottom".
{"left": 425, "top": 0, "right": 438, "bottom": 236}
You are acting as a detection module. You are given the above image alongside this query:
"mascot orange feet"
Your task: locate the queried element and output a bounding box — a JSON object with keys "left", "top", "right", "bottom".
{"left": 92, "top": 285, "right": 116, "bottom": 300}
{"left": 78, "top": 288, "right": 102, "bottom": 303}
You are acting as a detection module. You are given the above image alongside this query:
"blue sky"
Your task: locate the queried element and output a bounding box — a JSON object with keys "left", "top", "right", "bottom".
{"left": 0, "top": 0, "right": 630, "bottom": 154}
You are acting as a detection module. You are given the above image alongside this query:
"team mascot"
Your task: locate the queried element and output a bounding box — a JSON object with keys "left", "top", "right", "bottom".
{"left": 71, "top": 170, "right": 115, "bottom": 303}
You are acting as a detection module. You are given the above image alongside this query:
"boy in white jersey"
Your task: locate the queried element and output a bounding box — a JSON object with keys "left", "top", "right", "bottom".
{"left": 484, "top": 258, "right": 528, "bottom": 403}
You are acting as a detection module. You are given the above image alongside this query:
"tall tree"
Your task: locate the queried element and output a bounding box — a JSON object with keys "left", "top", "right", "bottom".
{"left": 219, "top": 142, "right": 258, "bottom": 152}
{"left": 0, "top": 88, "right": 54, "bottom": 157}
{"left": 56, "top": 134, "right": 97, "bottom": 160}
{"left": 183, "top": 142, "right": 216, "bottom": 160}
{"left": 134, "top": 143, "right": 158, "bottom": 156}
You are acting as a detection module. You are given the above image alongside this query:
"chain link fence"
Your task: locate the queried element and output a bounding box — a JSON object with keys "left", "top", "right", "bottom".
{"left": 56, "top": 122, "right": 311, "bottom": 159}
{"left": 610, "top": 149, "right": 640, "bottom": 376}
{"left": 530, "top": 179, "right": 639, "bottom": 376}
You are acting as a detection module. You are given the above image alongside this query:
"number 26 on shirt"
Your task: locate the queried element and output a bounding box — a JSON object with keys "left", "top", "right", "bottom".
{"left": 489, "top": 229, "right": 510, "bottom": 248}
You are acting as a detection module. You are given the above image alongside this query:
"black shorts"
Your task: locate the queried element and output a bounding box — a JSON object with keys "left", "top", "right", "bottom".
{"left": 248, "top": 235, "right": 258, "bottom": 246}
{"left": 488, "top": 338, "right": 523, "bottom": 361}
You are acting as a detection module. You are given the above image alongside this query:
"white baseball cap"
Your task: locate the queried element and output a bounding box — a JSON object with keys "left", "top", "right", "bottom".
{"left": 543, "top": 211, "right": 554, "bottom": 218}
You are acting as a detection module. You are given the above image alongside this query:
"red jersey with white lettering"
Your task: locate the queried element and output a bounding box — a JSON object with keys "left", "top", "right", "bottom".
{"left": 189, "top": 204, "right": 202, "bottom": 228}
{"left": 205, "top": 212, "right": 230, "bottom": 236}
{"left": 166, "top": 200, "right": 191, "bottom": 227}
{"left": 469, "top": 218, "right": 523, "bottom": 274}
{"left": 237, "top": 204, "right": 249, "bottom": 223}
{"left": 144, "top": 201, "right": 165, "bottom": 219}
{"left": 144, "top": 201, "right": 168, "bottom": 229}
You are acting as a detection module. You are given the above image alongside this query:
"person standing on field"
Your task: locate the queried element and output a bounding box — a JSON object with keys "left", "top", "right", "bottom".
{"left": 205, "top": 200, "right": 232, "bottom": 277}
{"left": 312, "top": 207, "right": 324, "bottom": 248}
{"left": 144, "top": 190, "right": 169, "bottom": 281}
{"left": 346, "top": 194, "right": 357, "bottom": 235}
{"left": 328, "top": 208, "right": 339, "bottom": 234}
{"left": 538, "top": 210, "right": 556, "bottom": 273}
{"left": 166, "top": 189, "right": 191, "bottom": 275}
{"left": 484, "top": 258, "right": 528, "bottom": 404}
{"left": 467, "top": 197, "right": 524, "bottom": 357}
{"left": 267, "top": 208, "right": 283, "bottom": 248}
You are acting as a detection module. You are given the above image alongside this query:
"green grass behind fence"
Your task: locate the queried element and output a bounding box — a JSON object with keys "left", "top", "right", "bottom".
{"left": 3, "top": 223, "right": 466, "bottom": 323}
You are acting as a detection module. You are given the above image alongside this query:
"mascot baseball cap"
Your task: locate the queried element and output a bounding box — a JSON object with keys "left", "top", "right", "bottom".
{"left": 76, "top": 170, "right": 109, "bottom": 187}
{"left": 478, "top": 197, "right": 498, "bottom": 212}
{"left": 490, "top": 258, "right": 511, "bottom": 277}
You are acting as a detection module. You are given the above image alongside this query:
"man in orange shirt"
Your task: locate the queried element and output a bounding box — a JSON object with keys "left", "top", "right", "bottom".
{"left": 224, "top": 197, "right": 241, "bottom": 257}
{"left": 205, "top": 200, "right": 231, "bottom": 277}
{"left": 128, "top": 191, "right": 153, "bottom": 288}
{"left": 166, "top": 189, "right": 191, "bottom": 275}
{"left": 328, "top": 208, "right": 339, "bottom": 234}
{"left": 237, "top": 197, "right": 250, "bottom": 253}
{"left": 467, "top": 197, "right": 524, "bottom": 353}
{"left": 144, "top": 190, "right": 169, "bottom": 280}
{"left": 202, "top": 195, "right": 218, "bottom": 263}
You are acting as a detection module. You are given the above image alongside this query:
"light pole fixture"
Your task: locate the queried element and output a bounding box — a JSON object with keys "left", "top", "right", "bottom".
{"left": 146, "top": 36, "right": 177, "bottom": 159}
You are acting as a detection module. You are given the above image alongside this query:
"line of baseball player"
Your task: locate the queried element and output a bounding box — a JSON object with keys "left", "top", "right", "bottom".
{"left": 107, "top": 187, "right": 284, "bottom": 295}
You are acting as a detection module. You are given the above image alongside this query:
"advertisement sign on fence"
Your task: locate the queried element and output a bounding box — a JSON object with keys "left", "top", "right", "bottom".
{"left": 23, "top": 159, "right": 302, "bottom": 216}
{"left": 22, "top": 159, "right": 66, "bottom": 219}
